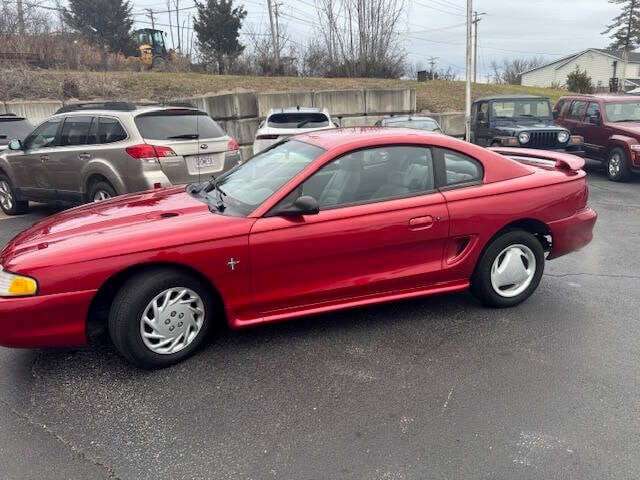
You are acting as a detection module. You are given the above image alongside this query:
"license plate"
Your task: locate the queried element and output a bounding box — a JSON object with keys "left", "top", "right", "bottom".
{"left": 193, "top": 155, "right": 222, "bottom": 169}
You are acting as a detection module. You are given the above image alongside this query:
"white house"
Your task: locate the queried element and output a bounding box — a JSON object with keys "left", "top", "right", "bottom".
{"left": 520, "top": 48, "right": 640, "bottom": 91}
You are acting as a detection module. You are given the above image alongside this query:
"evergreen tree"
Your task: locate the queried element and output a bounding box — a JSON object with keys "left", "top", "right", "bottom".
{"left": 566, "top": 66, "right": 595, "bottom": 94}
{"left": 194, "top": 0, "right": 247, "bottom": 74}
{"left": 603, "top": 0, "right": 640, "bottom": 51}
{"left": 63, "top": 0, "right": 135, "bottom": 56}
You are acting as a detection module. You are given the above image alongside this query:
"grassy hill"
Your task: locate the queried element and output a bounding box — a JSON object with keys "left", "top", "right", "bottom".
{"left": 2, "top": 69, "right": 568, "bottom": 112}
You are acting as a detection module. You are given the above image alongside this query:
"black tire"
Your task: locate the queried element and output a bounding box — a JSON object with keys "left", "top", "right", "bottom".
{"left": 87, "top": 181, "right": 117, "bottom": 203}
{"left": 108, "top": 269, "right": 216, "bottom": 369}
{"left": 471, "top": 230, "right": 545, "bottom": 308}
{"left": 0, "top": 174, "right": 28, "bottom": 215}
{"left": 606, "top": 147, "right": 631, "bottom": 182}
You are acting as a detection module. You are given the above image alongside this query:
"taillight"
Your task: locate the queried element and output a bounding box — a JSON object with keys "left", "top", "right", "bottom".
{"left": 256, "top": 134, "right": 279, "bottom": 140}
{"left": 126, "top": 144, "right": 177, "bottom": 161}
{"left": 227, "top": 138, "right": 239, "bottom": 151}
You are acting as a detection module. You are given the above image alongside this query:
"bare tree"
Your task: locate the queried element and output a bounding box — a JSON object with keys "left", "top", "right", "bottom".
{"left": 312, "top": 0, "right": 406, "bottom": 78}
{"left": 489, "top": 56, "right": 546, "bottom": 85}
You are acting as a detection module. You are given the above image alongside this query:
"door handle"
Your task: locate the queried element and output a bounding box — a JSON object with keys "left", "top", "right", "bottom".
{"left": 40, "top": 155, "right": 50, "bottom": 163}
{"left": 78, "top": 153, "right": 91, "bottom": 160}
{"left": 409, "top": 215, "right": 434, "bottom": 230}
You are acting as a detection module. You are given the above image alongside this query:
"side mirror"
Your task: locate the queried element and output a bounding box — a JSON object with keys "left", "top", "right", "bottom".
{"left": 552, "top": 111, "right": 559, "bottom": 119}
{"left": 477, "top": 112, "right": 485, "bottom": 122}
{"left": 8, "top": 139, "right": 22, "bottom": 151}
{"left": 588, "top": 114, "right": 601, "bottom": 125}
{"left": 276, "top": 195, "right": 320, "bottom": 216}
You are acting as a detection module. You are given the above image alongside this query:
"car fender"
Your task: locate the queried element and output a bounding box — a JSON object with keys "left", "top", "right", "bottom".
{"left": 607, "top": 134, "right": 638, "bottom": 161}
{"left": 0, "top": 153, "right": 17, "bottom": 187}
{"left": 80, "top": 158, "right": 126, "bottom": 195}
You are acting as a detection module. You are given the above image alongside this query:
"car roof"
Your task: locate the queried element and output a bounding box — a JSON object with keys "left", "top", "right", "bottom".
{"left": 558, "top": 94, "right": 640, "bottom": 103}
{"left": 53, "top": 102, "right": 201, "bottom": 116}
{"left": 474, "top": 94, "right": 548, "bottom": 103}
{"left": 381, "top": 115, "right": 438, "bottom": 123}
{"left": 267, "top": 107, "right": 329, "bottom": 116}
{"left": 0, "top": 113, "right": 28, "bottom": 121}
{"left": 293, "top": 127, "right": 445, "bottom": 150}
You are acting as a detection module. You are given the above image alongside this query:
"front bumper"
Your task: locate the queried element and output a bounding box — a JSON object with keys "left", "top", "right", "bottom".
{"left": 0, "top": 289, "right": 96, "bottom": 348}
{"left": 547, "top": 207, "right": 597, "bottom": 260}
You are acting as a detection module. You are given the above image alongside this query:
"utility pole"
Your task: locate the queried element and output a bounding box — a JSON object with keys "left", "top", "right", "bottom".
{"left": 472, "top": 11, "right": 485, "bottom": 84}
{"left": 274, "top": 2, "right": 282, "bottom": 63}
{"left": 267, "top": 0, "right": 280, "bottom": 72}
{"left": 621, "top": 0, "right": 637, "bottom": 92}
{"left": 145, "top": 8, "right": 156, "bottom": 30}
{"left": 427, "top": 56, "right": 437, "bottom": 80}
{"left": 17, "top": 0, "right": 25, "bottom": 35}
{"left": 465, "top": 0, "right": 472, "bottom": 141}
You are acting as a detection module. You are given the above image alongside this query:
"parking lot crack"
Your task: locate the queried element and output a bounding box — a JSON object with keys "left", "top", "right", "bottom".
{"left": 0, "top": 396, "right": 120, "bottom": 479}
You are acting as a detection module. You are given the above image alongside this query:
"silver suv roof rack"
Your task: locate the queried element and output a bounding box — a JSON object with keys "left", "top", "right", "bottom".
{"left": 55, "top": 102, "right": 138, "bottom": 114}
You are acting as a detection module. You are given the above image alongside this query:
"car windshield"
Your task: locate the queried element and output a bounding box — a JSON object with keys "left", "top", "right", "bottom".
{"left": 604, "top": 102, "right": 640, "bottom": 122}
{"left": 0, "top": 118, "right": 32, "bottom": 144}
{"left": 198, "top": 139, "right": 325, "bottom": 216}
{"left": 385, "top": 119, "right": 441, "bottom": 131}
{"left": 135, "top": 110, "right": 225, "bottom": 140}
{"left": 267, "top": 113, "right": 330, "bottom": 129}
{"left": 491, "top": 100, "right": 551, "bottom": 119}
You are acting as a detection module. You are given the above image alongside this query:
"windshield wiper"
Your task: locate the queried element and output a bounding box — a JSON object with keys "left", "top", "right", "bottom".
{"left": 167, "top": 133, "right": 200, "bottom": 139}
{"left": 296, "top": 119, "right": 312, "bottom": 128}
{"left": 613, "top": 119, "right": 638, "bottom": 123}
{"left": 203, "top": 175, "right": 226, "bottom": 212}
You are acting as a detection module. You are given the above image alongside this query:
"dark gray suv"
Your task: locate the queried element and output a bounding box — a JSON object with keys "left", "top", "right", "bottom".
{"left": 0, "top": 102, "right": 241, "bottom": 215}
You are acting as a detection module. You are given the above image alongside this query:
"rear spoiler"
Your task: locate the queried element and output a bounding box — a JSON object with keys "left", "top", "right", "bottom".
{"left": 489, "top": 147, "right": 585, "bottom": 172}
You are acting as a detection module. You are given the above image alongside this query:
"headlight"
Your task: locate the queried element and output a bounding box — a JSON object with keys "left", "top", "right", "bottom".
{"left": 518, "top": 132, "right": 530, "bottom": 144}
{"left": 0, "top": 266, "right": 38, "bottom": 297}
{"left": 557, "top": 131, "right": 570, "bottom": 143}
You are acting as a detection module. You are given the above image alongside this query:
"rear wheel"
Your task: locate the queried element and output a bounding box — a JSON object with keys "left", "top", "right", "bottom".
{"left": 88, "top": 181, "right": 117, "bottom": 202}
{"left": 108, "top": 269, "right": 215, "bottom": 369}
{"left": 0, "top": 174, "right": 28, "bottom": 215}
{"left": 606, "top": 147, "right": 631, "bottom": 182}
{"left": 471, "top": 230, "right": 545, "bottom": 308}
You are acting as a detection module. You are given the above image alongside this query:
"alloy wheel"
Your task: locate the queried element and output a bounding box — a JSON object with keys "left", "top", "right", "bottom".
{"left": 0, "top": 180, "right": 14, "bottom": 211}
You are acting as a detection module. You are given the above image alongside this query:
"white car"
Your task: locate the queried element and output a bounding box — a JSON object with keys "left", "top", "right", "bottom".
{"left": 253, "top": 107, "right": 337, "bottom": 154}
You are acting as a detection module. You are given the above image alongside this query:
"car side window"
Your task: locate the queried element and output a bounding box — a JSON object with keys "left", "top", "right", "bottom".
{"left": 22, "top": 118, "right": 62, "bottom": 151}
{"left": 98, "top": 117, "right": 127, "bottom": 144}
{"left": 59, "top": 116, "right": 93, "bottom": 146}
{"left": 434, "top": 148, "right": 483, "bottom": 187}
{"left": 567, "top": 101, "right": 587, "bottom": 120}
{"left": 299, "top": 146, "right": 435, "bottom": 210}
{"left": 585, "top": 102, "right": 600, "bottom": 119}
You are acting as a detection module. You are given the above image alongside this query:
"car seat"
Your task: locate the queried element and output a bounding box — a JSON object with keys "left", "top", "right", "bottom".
{"left": 318, "top": 154, "right": 362, "bottom": 207}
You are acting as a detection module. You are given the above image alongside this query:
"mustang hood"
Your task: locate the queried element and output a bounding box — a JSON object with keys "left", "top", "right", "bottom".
{"left": 0, "top": 186, "right": 252, "bottom": 271}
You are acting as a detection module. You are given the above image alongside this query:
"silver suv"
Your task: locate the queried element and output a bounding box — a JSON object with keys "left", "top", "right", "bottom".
{"left": 0, "top": 102, "right": 241, "bottom": 215}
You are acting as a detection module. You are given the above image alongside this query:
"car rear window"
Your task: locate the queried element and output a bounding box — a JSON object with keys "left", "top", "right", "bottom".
{"left": 135, "top": 110, "right": 226, "bottom": 140}
{"left": 267, "top": 113, "right": 330, "bottom": 128}
{"left": 0, "top": 117, "right": 32, "bottom": 144}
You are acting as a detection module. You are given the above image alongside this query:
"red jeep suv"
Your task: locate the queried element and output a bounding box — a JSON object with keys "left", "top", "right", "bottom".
{"left": 554, "top": 94, "right": 640, "bottom": 181}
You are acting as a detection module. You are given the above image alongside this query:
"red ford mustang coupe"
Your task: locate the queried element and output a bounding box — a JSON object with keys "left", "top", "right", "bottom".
{"left": 0, "top": 128, "right": 596, "bottom": 368}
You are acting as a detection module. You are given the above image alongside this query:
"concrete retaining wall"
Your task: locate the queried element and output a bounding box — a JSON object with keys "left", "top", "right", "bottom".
{"left": 3, "top": 100, "right": 63, "bottom": 125}
{"left": 428, "top": 112, "right": 465, "bottom": 137}
{"left": 257, "top": 91, "right": 314, "bottom": 118}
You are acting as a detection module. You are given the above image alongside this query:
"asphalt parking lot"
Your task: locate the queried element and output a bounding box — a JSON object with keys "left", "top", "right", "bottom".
{"left": 0, "top": 163, "right": 639, "bottom": 480}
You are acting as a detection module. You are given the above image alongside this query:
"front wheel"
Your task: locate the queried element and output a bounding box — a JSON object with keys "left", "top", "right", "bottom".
{"left": 108, "top": 269, "right": 216, "bottom": 369}
{"left": 0, "top": 174, "right": 28, "bottom": 215}
{"left": 471, "top": 230, "right": 545, "bottom": 308}
{"left": 606, "top": 147, "right": 631, "bottom": 182}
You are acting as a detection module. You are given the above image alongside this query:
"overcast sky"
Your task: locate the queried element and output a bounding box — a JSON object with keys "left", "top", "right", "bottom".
{"left": 126, "top": 0, "right": 623, "bottom": 79}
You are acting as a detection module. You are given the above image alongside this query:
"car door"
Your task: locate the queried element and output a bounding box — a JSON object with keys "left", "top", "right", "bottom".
{"left": 474, "top": 102, "right": 491, "bottom": 145}
{"left": 582, "top": 102, "right": 607, "bottom": 158}
{"left": 6, "top": 117, "right": 63, "bottom": 201}
{"left": 562, "top": 100, "right": 587, "bottom": 138}
{"left": 248, "top": 145, "right": 450, "bottom": 316}
{"left": 45, "top": 115, "right": 95, "bottom": 202}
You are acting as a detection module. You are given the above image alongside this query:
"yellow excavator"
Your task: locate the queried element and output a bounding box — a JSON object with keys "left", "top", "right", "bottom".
{"left": 135, "top": 28, "right": 170, "bottom": 70}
